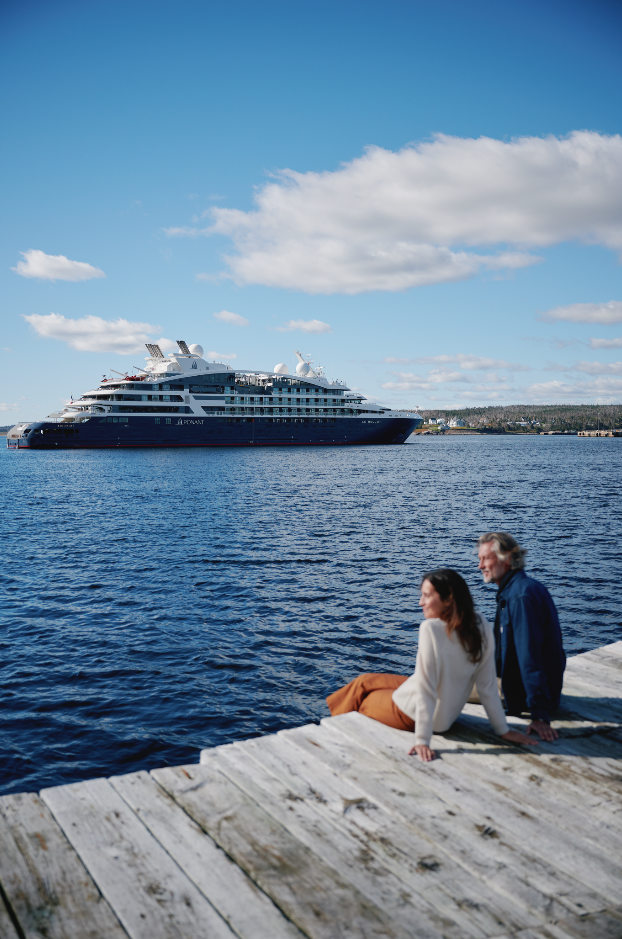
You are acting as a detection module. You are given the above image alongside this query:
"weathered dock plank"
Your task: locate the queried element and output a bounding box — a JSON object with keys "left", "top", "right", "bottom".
{"left": 41, "top": 776, "right": 236, "bottom": 939}
{"left": 436, "top": 714, "right": 622, "bottom": 840}
{"left": 324, "top": 712, "right": 622, "bottom": 905}
{"left": 580, "top": 643, "right": 622, "bottom": 672}
{"left": 203, "top": 736, "right": 516, "bottom": 938}
{"left": 564, "top": 656, "right": 622, "bottom": 692}
{"left": 489, "top": 904, "right": 622, "bottom": 939}
{"left": 218, "top": 729, "right": 544, "bottom": 936}
{"left": 282, "top": 722, "right": 607, "bottom": 919}
{"left": 110, "top": 769, "right": 305, "bottom": 939}
{"left": 0, "top": 790, "right": 126, "bottom": 939}
{"left": 444, "top": 715, "right": 622, "bottom": 833}
{"left": 152, "top": 762, "right": 408, "bottom": 939}
{"left": 0, "top": 890, "right": 21, "bottom": 939}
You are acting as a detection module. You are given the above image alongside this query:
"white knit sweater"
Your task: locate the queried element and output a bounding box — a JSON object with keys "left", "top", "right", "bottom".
{"left": 392, "top": 614, "right": 509, "bottom": 747}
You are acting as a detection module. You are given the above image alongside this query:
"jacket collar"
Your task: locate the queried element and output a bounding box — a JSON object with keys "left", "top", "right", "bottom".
{"left": 496, "top": 567, "right": 519, "bottom": 599}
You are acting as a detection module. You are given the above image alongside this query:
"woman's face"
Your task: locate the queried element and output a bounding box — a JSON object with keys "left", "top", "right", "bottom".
{"left": 419, "top": 579, "right": 448, "bottom": 621}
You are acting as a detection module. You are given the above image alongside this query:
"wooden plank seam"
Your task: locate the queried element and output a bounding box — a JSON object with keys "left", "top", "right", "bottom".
{"left": 0, "top": 879, "right": 25, "bottom": 939}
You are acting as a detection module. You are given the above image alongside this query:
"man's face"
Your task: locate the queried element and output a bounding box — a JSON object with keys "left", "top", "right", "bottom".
{"left": 478, "top": 542, "right": 512, "bottom": 585}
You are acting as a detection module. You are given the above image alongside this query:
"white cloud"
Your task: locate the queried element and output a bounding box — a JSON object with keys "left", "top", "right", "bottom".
{"left": 590, "top": 336, "right": 622, "bottom": 349}
{"left": 275, "top": 318, "right": 332, "bottom": 333}
{"left": 168, "top": 131, "right": 622, "bottom": 294}
{"left": 452, "top": 386, "right": 513, "bottom": 402}
{"left": 23, "top": 313, "right": 161, "bottom": 354}
{"left": 205, "top": 350, "right": 237, "bottom": 360}
{"left": 381, "top": 364, "right": 516, "bottom": 402}
{"left": 539, "top": 301, "right": 622, "bottom": 324}
{"left": 382, "top": 376, "right": 433, "bottom": 392}
{"left": 525, "top": 377, "right": 622, "bottom": 402}
{"left": 384, "top": 353, "right": 530, "bottom": 371}
{"left": 575, "top": 360, "right": 622, "bottom": 375}
{"left": 213, "top": 310, "right": 249, "bottom": 327}
{"left": 12, "top": 249, "right": 105, "bottom": 282}
{"left": 157, "top": 338, "right": 178, "bottom": 352}
{"left": 0, "top": 403, "right": 17, "bottom": 411}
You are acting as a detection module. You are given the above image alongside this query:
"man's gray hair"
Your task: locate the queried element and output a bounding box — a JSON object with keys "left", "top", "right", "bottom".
{"left": 478, "top": 531, "right": 527, "bottom": 570}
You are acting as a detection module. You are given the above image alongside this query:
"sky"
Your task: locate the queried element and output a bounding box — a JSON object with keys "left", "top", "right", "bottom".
{"left": 2, "top": 0, "right": 622, "bottom": 422}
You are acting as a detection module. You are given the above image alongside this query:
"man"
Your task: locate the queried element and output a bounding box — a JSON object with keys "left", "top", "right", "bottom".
{"left": 478, "top": 532, "right": 566, "bottom": 742}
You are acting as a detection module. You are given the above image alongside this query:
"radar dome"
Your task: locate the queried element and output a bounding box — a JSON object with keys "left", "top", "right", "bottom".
{"left": 189, "top": 344, "right": 204, "bottom": 357}
{"left": 296, "top": 361, "right": 311, "bottom": 376}
{"left": 274, "top": 363, "right": 288, "bottom": 375}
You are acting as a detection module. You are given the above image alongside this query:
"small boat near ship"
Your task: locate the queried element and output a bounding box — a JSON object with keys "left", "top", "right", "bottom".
{"left": 7, "top": 342, "right": 422, "bottom": 449}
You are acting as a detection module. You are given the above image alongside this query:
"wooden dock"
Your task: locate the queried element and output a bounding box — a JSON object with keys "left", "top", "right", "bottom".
{"left": 2, "top": 643, "right": 622, "bottom": 939}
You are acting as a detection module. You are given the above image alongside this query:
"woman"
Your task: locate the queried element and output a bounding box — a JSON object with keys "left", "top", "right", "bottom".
{"left": 327, "top": 568, "right": 537, "bottom": 761}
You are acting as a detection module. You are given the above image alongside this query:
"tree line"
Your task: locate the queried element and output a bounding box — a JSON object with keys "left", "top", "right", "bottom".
{"left": 417, "top": 404, "right": 622, "bottom": 432}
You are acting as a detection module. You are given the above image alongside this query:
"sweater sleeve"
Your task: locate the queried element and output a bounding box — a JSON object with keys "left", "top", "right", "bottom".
{"left": 413, "top": 622, "right": 439, "bottom": 748}
{"left": 474, "top": 616, "right": 509, "bottom": 736}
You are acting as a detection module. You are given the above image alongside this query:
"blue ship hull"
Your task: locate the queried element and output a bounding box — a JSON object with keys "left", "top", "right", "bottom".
{"left": 12, "top": 415, "right": 418, "bottom": 449}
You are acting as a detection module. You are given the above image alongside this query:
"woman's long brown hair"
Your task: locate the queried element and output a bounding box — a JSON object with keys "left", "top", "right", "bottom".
{"left": 422, "top": 568, "right": 483, "bottom": 663}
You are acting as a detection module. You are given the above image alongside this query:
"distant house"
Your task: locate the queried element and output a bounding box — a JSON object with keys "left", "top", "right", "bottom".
{"left": 449, "top": 418, "right": 467, "bottom": 427}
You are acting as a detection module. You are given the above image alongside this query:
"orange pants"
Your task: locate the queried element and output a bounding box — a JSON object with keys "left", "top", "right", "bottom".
{"left": 326, "top": 673, "right": 414, "bottom": 732}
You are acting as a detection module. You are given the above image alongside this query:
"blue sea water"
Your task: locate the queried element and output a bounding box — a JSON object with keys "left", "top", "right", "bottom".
{"left": 1, "top": 435, "right": 621, "bottom": 796}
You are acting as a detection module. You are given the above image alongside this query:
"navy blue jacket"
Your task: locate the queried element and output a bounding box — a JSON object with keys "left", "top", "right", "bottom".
{"left": 495, "top": 570, "right": 565, "bottom": 722}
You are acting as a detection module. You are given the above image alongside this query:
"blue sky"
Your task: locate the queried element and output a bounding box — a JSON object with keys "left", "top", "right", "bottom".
{"left": 2, "top": 0, "right": 622, "bottom": 421}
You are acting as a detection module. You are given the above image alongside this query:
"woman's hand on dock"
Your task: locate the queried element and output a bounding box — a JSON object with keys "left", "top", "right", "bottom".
{"left": 501, "top": 729, "right": 539, "bottom": 747}
{"left": 526, "top": 719, "right": 559, "bottom": 741}
{"left": 408, "top": 744, "right": 436, "bottom": 761}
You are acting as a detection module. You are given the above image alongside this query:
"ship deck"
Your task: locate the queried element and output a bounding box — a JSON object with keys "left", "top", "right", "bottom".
{"left": 1, "top": 642, "right": 622, "bottom": 939}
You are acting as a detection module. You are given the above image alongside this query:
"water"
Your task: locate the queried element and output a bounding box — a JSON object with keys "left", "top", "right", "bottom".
{"left": 1, "top": 435, "right": 620, "bottom": 796}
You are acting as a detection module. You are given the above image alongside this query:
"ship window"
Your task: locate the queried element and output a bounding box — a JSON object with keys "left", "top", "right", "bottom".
{"left": 155, "top": 418, "right": 160, "bottom": 424}
{"left": 166, "top": 418, "right": 172, "bottom": 424}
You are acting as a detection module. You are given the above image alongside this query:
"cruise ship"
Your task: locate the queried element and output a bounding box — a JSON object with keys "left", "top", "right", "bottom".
{"left": 7, "top": 342, "right": 422, "bottom": 449}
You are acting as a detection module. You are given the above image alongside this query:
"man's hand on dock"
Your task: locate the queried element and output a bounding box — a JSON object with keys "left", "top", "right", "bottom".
{"left": 408, "top": 744, "right": 436, "bottom": 761}
{"left": 501, "top": 729, "right": 540, "bottom": 747}
{"left": 526, "top": 719, "right": 559, "bottom": 741}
